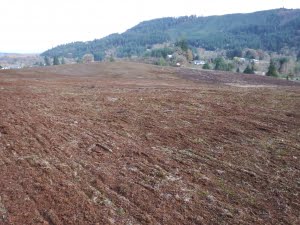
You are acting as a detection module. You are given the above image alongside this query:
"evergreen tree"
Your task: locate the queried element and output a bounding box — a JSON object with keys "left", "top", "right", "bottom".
{"left": 226, "top": 49, "right": 243, "bottom": 59}
{"left": 53, "top": 56, "right": 60, "bottom": 65}
{"left": 109, "top": 54, "right": 115, "bottom": 62}
{"left": 245, "top": 50, "right": 257, "bottom": 59}
{"left": 202, "top": 63, "right": 210, "bottom": 70}
{"left": 61, "top": 57, "right": 66, "bottom": 64}
{"left": 194, "top": 55, "right": 200, "bottom": 60}
{"left": 44, "top": 56, "right": 51, "bottom": 66}
{"left": 94, "top": 52, "right": 104, "bottom": 61}
{"left": 279, "top": 57, "right": 289, "bottom": 73}
{"left": 175, "top": 39, "right": 188, "bottom": 52}
{"left": 243, "top": 65, "right": 255, "bottom": 74}
{"left": 266, "top": 60, "right": 278, "bottom": 77}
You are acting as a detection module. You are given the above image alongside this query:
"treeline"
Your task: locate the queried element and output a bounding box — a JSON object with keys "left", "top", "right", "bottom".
{"left": 41, "top": 8, "right": 300, "bottom": 59}
{"left": 42, "top": 32, "right": 170, "bottom": 60}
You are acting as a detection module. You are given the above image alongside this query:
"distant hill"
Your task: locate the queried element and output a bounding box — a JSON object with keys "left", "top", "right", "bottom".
{"left": 42, "top": 8, "right": 300, "bottom": 59}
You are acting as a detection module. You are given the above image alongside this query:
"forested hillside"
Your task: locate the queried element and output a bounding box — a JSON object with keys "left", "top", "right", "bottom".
{"left": 42, "top": 8, "right": 300, "bottom": 59}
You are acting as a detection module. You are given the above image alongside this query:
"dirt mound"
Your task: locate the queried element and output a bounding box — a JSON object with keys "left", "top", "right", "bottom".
{"left": 0, "top": 62, "right": 299, "bottom": 224}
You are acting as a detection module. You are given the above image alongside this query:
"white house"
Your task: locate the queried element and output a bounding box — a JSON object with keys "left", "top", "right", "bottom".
{"left": 194, "top": 60, "right": 205, "bottom": 65}
{"left": 234, "top": 57, "right": 246, "bottom": 63}
{"left": 251, "top": 59, "right": 259, "bottom": 64}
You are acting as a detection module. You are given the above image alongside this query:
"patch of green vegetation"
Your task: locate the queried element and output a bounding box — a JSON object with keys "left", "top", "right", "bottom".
{"left": 202, "top": 63, "right": 211, "bottom": 70}
{"left": 197, "top": 189, "right": 209, "bottom": 198}
{"left": 145, "top": 47, "right": 174, "bottom": 59}
{"left": 217, "top": 179, "right": 237, "bottom": 200}
{"left": 214, "top": 57, "right": 234, "bottom": 71}
{"left": 266, "top": 60, "right": 278, "bottom": 77}
{"left": 155, "top": 57, "right": 167, "bottom": 66}
{"left": 116, "top": 207, "right": 126, "bottom": 216}
{"left": 243, "top": 65, "right": 255, "bottom": 74}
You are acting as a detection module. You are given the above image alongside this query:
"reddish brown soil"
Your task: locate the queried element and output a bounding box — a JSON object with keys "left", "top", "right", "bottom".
{"left": 0, "top": 62, "right": 299, "bottom": 225}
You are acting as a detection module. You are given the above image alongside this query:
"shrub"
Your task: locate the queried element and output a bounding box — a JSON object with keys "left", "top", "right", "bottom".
{"left": 243, "top": 65, "right": 255, "bottom": 74}
{"left": 158, "top": 57, "right": 167, "bottom": 66}
{"left": 214, "top": 57, "right": 233, "bottom": 71}
{"left": 203, "top": 63, "right": 211, "bottom": 70}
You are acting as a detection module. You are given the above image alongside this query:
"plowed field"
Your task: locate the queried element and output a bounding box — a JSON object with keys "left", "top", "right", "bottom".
{"left": 0, "top": 62, "right": 299, "bottom": 225}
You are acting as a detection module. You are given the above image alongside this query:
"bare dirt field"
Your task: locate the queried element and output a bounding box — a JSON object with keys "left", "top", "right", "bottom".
{"left": 0, "top": 62, "right": 299, "bottom": 225}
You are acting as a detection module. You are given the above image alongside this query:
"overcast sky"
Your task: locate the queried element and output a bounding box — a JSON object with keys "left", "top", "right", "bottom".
{"left": 0, "top": 0, "right": 299, "bottom": 53}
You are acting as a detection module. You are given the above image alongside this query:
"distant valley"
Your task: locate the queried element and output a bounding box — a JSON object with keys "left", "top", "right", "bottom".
{"left": 0, "top": 53, "right": 41, "bottom": 69}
